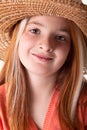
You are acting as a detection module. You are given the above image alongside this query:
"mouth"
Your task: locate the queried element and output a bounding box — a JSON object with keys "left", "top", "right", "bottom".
{"left": 32, "top": 53, "right": 53, "bottom": 62}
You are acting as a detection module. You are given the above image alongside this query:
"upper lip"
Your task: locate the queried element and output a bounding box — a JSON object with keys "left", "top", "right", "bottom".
{"left": 32, "top": 53, "right": 54, "bottom": 60}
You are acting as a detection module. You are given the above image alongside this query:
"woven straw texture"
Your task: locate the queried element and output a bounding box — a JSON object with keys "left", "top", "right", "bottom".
{"left": 0, "top": 0, "right": 87, "bottom": 60}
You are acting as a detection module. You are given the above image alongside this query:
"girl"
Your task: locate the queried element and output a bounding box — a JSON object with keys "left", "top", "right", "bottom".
{"left": 0, "top": 0, "right": 87, "bottom": 130}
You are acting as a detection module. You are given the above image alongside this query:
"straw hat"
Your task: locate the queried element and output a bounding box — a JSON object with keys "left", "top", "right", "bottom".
{"left": 0, "top": 0, "right": 87, "bottom": 61}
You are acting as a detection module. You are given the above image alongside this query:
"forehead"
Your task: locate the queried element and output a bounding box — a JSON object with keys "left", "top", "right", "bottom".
{"left": 27, "top": 15, "right": 70, "bottom": 30}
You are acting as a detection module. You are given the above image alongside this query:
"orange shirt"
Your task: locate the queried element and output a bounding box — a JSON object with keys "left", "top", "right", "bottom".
{"left": 0, "top": 84, "right": 87, "bottom": 130}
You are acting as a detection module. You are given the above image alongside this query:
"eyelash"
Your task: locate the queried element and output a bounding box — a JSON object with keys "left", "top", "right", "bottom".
{"left": 55, "top": 35, "right": 67, "bottom": 42}
{"left": 29, "top": 28, "right": 40, "bottom": 34}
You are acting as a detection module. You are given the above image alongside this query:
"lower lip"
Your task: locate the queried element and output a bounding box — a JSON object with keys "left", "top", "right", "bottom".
{"left": 32, "top": 54, "right": 53, "bottom": 62}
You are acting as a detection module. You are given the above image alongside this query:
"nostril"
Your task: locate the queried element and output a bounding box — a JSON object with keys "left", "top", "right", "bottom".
{"left": 40, "top": 46, "right": 43, "bottom": 49}
{"left": 47, "top": 48, "right": 53, "bottom": 53}
{"left": 39, "top": 45, "right": 53, "bottom": 52}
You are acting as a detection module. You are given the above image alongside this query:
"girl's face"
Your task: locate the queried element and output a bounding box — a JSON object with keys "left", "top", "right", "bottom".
{"left": 18, "top": 16, "right": 71, "bottom": 77}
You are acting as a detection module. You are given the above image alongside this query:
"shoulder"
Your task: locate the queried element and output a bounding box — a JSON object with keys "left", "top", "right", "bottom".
{"left": 0, "top": 84, "right": 6, "bottom": 94}
{"left": 78, "top": 81, "right": 87, "bottom": 128}
{"left": 0, "top": 84, "right": 10, "bottom": 130}
{"left": 0, "top": 84, "right": 6, "bottom": 105}
{"left": 79, "top": 81, "right": 87, "bottom": 105}
{"left": 0, "top": 84, "right": 6, "bottom": 113}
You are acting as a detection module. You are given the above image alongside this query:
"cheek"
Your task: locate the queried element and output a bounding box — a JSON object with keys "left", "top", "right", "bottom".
{"left": 56, "top": 44, "right": 70, "bottom": 58}
{"left": 18, "top": 34, "right": 35, "bottom": 54}
{"left": 55, "top": 44, "right": 71, "bottom": 67}
{"left": 63, "top": 46, "right": 70, "bottom": 58}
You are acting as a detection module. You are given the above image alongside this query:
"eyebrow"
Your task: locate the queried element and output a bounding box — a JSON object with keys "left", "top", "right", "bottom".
{"left": 27, "top": 21, "right": 70, "bottom": 34}
{"left": 27, "top": 21, "right": 44, "bottom": 27}
{"left": 58, "top": 28, "right": 70, "bottom": 34}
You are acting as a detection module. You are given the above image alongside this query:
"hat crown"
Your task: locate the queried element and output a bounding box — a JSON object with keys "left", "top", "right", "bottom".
{"left": 0, "top": 0, "right": 83, "bottom": 4}
{"left": 1, "top": 0, "right": 86, "bottom": 7}
{"left": 50, "top": 0, "right": 87, "bottom": 6}
{"left": 51, "top": 0, "right": 81, "bottom": 1}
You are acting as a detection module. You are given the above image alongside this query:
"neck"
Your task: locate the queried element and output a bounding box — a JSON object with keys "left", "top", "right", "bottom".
{"left": 26, "top": 72, "right": 57, "bottom": 100}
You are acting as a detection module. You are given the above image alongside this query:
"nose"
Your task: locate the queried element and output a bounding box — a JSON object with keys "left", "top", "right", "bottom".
{"left": 38, "top": 36, "right": 53, "bottom": 52}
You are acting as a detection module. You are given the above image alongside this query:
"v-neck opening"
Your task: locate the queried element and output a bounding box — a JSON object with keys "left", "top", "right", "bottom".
{"left": 28, "top": 86, "right": 59, "bottom": 130}
{"left": 42, "top": 86, "right": 59, "bottom": 130}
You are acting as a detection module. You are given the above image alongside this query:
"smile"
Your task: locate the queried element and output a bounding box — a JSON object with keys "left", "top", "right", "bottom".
{"left": 32, "top": 53, "right": 53, "bottom": 62}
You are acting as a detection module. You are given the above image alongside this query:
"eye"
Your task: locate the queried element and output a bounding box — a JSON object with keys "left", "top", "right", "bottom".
{"left": 55, "top": 35, "right": 66, "bottom": 42}
{"left": 29, "top": 28, "right": 40, "bottom": 34}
